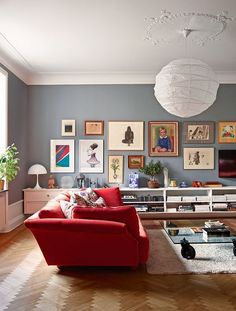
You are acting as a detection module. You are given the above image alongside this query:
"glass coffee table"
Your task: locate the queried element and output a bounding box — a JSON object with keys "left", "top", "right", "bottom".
{"left": 162, "top": 220, "right": 236, "bottom": 260}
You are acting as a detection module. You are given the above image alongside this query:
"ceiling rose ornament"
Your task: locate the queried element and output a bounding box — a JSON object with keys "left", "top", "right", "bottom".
{"left": 145, "top": 10, "right": 234, "bottom": 118}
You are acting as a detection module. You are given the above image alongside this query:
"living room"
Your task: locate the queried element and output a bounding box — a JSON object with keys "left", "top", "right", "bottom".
{"left": 1, "top": 0, "right": 236, "bottom": 310}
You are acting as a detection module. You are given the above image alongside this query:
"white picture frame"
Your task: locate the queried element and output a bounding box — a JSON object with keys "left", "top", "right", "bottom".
{"left": 79, "top": 140, "right": 104, "bottom": 173}
{"left": 184, "top": 147, "right": 214, "bottom": 170}
{"left": 61, "top": 120, "right": 76, "bottom": 136}
{"left": 50, "top": 139, "right": 75, "bottom": 172}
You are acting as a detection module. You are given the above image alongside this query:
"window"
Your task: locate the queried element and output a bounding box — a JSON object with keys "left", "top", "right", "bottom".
{"left": 0, "top": 67, "right": 8, "bottom": 153}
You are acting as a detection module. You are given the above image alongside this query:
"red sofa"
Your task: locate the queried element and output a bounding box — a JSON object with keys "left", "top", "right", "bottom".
{"left": 24, "top": 190, "right": 149, "bottom": 268}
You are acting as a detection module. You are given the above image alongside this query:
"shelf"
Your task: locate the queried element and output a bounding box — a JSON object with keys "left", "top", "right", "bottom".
{"left": 123, "top": 201, "right": 164, "bottom": 204}
{"left": 138, "top": 211, "right": 236, "bottom": 220}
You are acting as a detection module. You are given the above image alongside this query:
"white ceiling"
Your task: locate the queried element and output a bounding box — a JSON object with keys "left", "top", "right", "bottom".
{"left": 0, "top": 0, "right": 236, "bottom": 85}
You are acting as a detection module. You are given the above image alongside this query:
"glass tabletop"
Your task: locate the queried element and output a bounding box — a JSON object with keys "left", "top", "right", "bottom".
{"left": 162, "top": 219, "right": 236, "bottom": 244}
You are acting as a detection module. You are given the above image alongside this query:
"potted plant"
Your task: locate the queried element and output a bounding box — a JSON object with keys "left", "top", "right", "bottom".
{"left": 0, "top": 144, "right": 20, "bottom": 191}
{"left": 139, "top": 160, "right": 163, "bottom": 188}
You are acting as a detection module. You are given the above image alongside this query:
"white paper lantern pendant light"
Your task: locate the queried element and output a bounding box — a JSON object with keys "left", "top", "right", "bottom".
{"left": 154, "top": 58, "right": 219, "bottom": 118}
{"left": 145, "top": 11, "right": 234, "bottom": 118}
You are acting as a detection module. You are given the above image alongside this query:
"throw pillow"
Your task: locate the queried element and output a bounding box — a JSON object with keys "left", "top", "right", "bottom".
{"left": 60, "top": 200, "right": 78, "bottom": 218}
{"left": 70, "top": 188, "right": 107, "bottom": 207}
{"left": 94, "top": 187, "right": 123, "bottom": 207}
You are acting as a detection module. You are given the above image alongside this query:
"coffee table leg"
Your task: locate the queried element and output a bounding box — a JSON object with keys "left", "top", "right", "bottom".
{"left": 180, "top": 238, "right": 196, "bottom": 260}
{"left": 232, "top": 239, "right": 236, "bottom": 256}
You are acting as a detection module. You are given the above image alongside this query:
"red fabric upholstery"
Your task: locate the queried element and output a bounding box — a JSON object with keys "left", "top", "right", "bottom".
{"left": 73, "top": 206, "right": 139, "bottom": 238}
{"left": 94, "top": 187, "right": 123, "bottom": 206}
{"left": 39, "top": 200, "right": 66, "bottom": 219}
{"left": 24, "top": 190, "right": 149, "bottom": 267}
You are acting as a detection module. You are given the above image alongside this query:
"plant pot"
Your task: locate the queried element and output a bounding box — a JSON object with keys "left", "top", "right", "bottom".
{"left": 0, "top": 179, "right": 5, "bottom": 191}
{"left": 147, "top": 180, "right": 159, "bottom": 188}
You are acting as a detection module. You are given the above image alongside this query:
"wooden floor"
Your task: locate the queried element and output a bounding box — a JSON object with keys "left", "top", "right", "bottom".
{"left": 1, "top": 222, "right": 236, "bottom": 310}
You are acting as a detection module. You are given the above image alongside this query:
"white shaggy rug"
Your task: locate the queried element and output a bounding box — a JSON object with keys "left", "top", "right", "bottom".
{"left": 146, "top": 229, "right": 236, "bottom": 275}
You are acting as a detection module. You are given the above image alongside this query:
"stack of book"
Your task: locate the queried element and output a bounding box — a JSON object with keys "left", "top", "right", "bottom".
{"left": 167, "top": 196, "right": 181, "bottom": 202}
{"left": 182, "top": 196, "right": 196, "bottom": 202}
{"left": 204, "top": 220, "right": 225, "bottom": 228}
{"left": 212, "top": 195, "right": 226, "bottom": 202}
{"left": 212, "top": 203, "right": 228, "bottom": 211}
{"left": 202, "top": 227, "right": 230, "bottom": 240}
{"left": 226, "top": 194, "right": 236, "bottom": 201}
{"left": 177, "top": 205, "right": 194, "bottom": 212}
{"left": 194, "top": 204, "right": 210, "bottom": 212}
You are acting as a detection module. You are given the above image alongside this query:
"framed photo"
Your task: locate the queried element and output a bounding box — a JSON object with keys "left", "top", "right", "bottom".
{"left": 128, "top": 155, "right": 144, "bottom": 169}
{"left": 183, "top": 148, "right": 214, "bottom": 170}
{"left": 108, "top": 155, "right": 124, "bottom": 184}
{"left": 50, "top": 139, "right": 74, "bottom": 172}
{"left": 108, "top": 121, "right": 144, "bottom": 150}
{"left": 85, "top": 120, "right": 104, "bottom": 136}
{"left": 149, "top": 121, "right": 178, "bottom": 156}
{"left": 183, "top": 121, "right": 214, "bottom": 144}
{"left": 218, "top": 121, "right": 236, "bottom": 143}
{"left": 79, "top": 140, "right": 103, "bottom": 173}
{"left": 61, "top": 120, "right": 75, "bottom": 136}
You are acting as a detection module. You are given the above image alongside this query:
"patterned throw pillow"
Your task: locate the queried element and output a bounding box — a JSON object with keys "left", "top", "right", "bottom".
{"left": 70, "top": 188, "right": 107, "bottom": 207}
{"left": 60, "top": 201, "right": 77, "bottom": 218}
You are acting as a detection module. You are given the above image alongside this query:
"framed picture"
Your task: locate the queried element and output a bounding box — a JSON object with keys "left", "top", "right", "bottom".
{"left": 183, "top": 147, "right": 214, "bottom": 170}
{"left": 183, "top": 121, "right": 214, "bottom": 144}
{"left": 61, "top": 120, "right": 76, "bottom": 136}
{"left": 108, "top": 121, "right": 144, "bottom": 150}
{"left": 128, "top": 155, "right": 144, "bottom": 169}
{"left": 218, "top": 121, "right": 236, "bottom": 143}
{"left": 50, "top": 139, "right": 74, "bottom": 172}
{"left": 85, "top": 120, "right": 104, "bottom": 135}
{"left": 79, "top": 140, "right": 103, "bottom": 173}
{"left": 149, "top": 121, "right": 178, "bottom": 156}
{"left": 108, "top": 155, "right": 124, "bottom": 184}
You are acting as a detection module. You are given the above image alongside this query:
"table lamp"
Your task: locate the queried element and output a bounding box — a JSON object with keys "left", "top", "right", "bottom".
{"left": 28, "top": 164, "right": 47, "bottom": 189}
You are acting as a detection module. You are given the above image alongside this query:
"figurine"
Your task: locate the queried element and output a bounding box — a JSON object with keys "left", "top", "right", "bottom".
{"left": 48, "top": 175, "right": 56, "bottom": 189}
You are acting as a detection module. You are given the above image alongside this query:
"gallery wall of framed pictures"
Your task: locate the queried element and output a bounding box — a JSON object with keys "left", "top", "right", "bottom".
{"left": 49, "top": 118, "right": 236, "bottom": 185}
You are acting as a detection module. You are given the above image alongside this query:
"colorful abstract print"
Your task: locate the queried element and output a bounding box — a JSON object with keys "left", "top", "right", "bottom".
{"left": 56, "top": 145, "right": 70, "bottom": 167}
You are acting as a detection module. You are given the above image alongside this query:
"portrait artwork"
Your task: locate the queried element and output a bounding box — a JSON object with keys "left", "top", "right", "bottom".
{"left": 149, "top": 121, "right": 178, "bottom": 156}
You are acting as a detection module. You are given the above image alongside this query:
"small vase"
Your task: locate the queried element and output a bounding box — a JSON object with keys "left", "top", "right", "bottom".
{"left": 0, "top": 179, "right": 5, "bottom": 191}
{"left": 147, "top": 180, "right": 159, "bottom": 188}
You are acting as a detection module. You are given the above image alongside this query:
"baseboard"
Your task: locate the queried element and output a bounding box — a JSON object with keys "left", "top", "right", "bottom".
{"left": 2, "top": 200, "right": 26, "bottom": 232}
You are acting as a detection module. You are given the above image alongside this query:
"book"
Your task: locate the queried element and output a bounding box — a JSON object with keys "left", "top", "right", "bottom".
{"left": 204, "top": 220, "right": 225, "bottom": 228}
{"left": 202, "top": 227, "right": 230, "bottom": 239}
{"left": 190, "top": 227, "right": 203, "bottom": 233}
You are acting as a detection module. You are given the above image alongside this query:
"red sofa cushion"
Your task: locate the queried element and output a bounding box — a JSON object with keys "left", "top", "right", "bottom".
{"left": 73, "top": 205, "right": 139, "bottom": 238}
{"left": 39, "top": 200, "right": 66, "bottom": 219}
{"left": 94, "top": 187, "right": 123, "bottom": 207}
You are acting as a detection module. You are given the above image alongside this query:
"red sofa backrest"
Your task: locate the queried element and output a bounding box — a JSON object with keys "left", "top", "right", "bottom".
{"left": 73, "top": 205, "right": 139, "bottom": 238}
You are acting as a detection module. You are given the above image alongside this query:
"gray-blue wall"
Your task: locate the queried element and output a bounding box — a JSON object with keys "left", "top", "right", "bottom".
{"left": 27, "top": 84, "right": 236, "bottom": 189}
{"left": 3, "top": 66, "right": 28, "bottom": 204}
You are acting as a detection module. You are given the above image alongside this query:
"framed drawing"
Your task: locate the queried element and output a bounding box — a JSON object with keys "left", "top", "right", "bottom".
{"left": 183, "top": 121, "right": 214, "bottom": 144}
{"left": 50, "top": 139, "right": 74, "bottom": 172}
{"left": 128, "top": 155, "right": 144, "bottom": 169}
{"left": 108, "top": 155, "right": 124, "bottom": 184}
{"left": 149, "top": 121, "right": 178, "bottom": 156}
{"left": 218, "top": 121, "right": 236, "bottom": 143}
{"left": 61, "top": 120, "right": 76, "bottom": 136}
{"left": 183, "top": 147, "right": 214, "bottom": 170}
{"left": 85, "top": 120, "right": 104, "bottom": 135}
{"left": 108, "top": 121, "right": 144, "bottom": 150}
{"left": 79, "top": 140, "right": 103, "bottom": 173}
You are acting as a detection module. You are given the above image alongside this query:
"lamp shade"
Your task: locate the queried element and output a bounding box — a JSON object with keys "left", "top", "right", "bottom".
{"left": 28, "top": 164, "right": 47, "bottom": 175}
{"left": 154, "top": 59, "right": 219, "bottom": 118}
{"left": 28, "top": 164, "right": 47, "bottom": 189}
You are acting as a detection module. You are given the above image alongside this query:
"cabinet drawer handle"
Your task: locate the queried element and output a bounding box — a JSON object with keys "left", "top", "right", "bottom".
{"left": 47, "top": 194, "right": 50, "bottom": 197}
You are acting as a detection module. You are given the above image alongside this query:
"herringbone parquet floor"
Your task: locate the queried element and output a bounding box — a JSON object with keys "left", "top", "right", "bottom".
{"left": 1, "top": 222, "right": 236, "bottom": 311}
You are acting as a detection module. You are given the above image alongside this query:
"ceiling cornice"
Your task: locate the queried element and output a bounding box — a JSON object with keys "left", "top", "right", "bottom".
{"left": 1, "top": 53, "right": 236, "bottom": 85}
